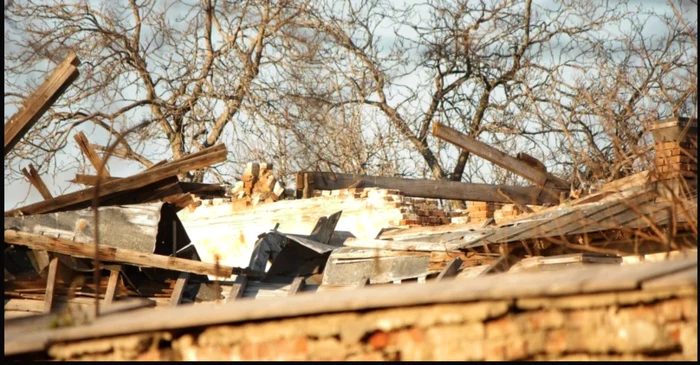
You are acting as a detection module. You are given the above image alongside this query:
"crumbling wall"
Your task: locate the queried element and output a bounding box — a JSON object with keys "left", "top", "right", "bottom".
{"left": 44, "top": 287, "right": 697, "bottom": 361}
{"left": 178, "top": 188, "right": 456, "bottom": 270}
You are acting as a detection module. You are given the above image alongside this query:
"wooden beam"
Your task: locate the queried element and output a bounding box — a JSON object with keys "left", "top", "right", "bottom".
{"left": 169, "top": 272, "right": 190, "bottom": 307}
{"left": 287, "top": 277, "right": 306, "bottom": 296}
{"left": 299, "top": 172, "right": 564, "bottom": 205}
{"left": 5, "top": 144, "right": 226, "bottom": 217}
{"left": 4, "top": 230, "right": 261, "bottom": 278}
{"left": 70, "top": 174, "right": 121, "bottom": 186}
{"left": 74, "top": 132, "right": 110, "bottom": 177}
{"left": 4, "top": 53, "right": 81, "bottom": 157}
{"left": 433, "top": 123, "right": 569, "bottom": 189}
{"left": 227, "top": 276, "right": 249, "bottom": 303}
{"left": 43, "top": 257, "right": 60, "bottom": 313}
{"left": 436, "top": 258, "right": 463, "bottom": 281}
{"left": 21, "top": 164, "right": 53, "bottom": 200}
{"left": 104, "top": 269, "right": 121, "bottom": 306}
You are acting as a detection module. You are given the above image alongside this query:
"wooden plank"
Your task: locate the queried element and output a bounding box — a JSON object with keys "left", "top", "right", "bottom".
{"left": 103, "top": 269, "right": 121, "bottom": 306}
{"left": 4, "top": 53, "right": 81, "bottom": 157}
{"left": 74, "top": 132, "right": 110, "bottom": 177}
{"left": 227, "top": 276, "right": 249, "bottom": 303}
{"left": 169, "top": 272, "right": 190, "bottom": 307}
{"left": 433, "top": 123, "right": 569, "bottom": 189}
{"left": 21, "top": 164, "right": 53, "bottom": 200}
{"left": 5, "top": 144, "right": 227, "bottom": 217}
{"left": 3, "top": 230, "right": 259, "bottom": 278}
{"left": 342, "top": 238, "right": 468, "bottom": 252}
{"left": 70, "top": 174, "right": 121, "bottom": 185}
{"left": 300, "top": 172, "right": 564, "bottom": 205}
{"left": 42, "top": 257, "right": 60, "bottom": 313}
{"left": 287, "top": 277, "right": 306, "bottom": 296}
{"left": 436, "top": 258, "right": 463, "bottom": 281}
{"left": 309, "top": 211, "right": 342, "bottom": 244}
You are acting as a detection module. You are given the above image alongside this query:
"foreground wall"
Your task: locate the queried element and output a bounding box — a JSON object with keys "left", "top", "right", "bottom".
{"left": 42, "top": 286, "right": 697, "bottom": 361}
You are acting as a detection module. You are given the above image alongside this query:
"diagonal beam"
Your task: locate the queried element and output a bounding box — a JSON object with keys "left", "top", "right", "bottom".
{"left": 4, "top": 53, "right": 81, "bottom": 157}
{"left": 21, "top": 164, "right": 53, "bottom": 200}
{"left": 74, "top": 132, "right": 110, "bottom": 177}
{"left": 432, "top": 123, "right": 569, "bottom": 190}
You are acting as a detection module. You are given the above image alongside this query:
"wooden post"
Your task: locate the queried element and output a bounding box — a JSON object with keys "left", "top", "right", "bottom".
{"left": 169, "top": 272, "right": 190, "bottom": 307}
{"left": 5, "top": 53, "right": 81, "bottom": 157}
{"left": 227, "top": 276, "right": 249, "bottom": 303}
{"left": 436, "top": 258, "right": 463, "bottom": 281}
{"left": 287, "top": 277, "right": 306, "bottom": 296}
{"left": 104, "top": 269, "right": 121, "bottom": 306}
{"left": 43, "top": 257, "right": 60, "bottom": 313}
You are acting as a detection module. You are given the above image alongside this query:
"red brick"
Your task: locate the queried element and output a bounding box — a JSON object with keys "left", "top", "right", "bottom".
{"left": 368, "top": 331, "right": 389, "bottom": 350}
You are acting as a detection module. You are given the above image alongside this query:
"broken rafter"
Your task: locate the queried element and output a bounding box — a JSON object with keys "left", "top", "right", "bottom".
{"left": 432, "top": 123, "right": 569, "bottom": 190}
{"left": 5, "top": 144, "right": 227, "bottom": 217}
{"left": 4, "top": 230, "right": 262, "bottom": 278}
{"left": 21, "top": 164, "right": 53, "bottom": 200}
{"left": 90, "top": 143, "right": 155, "bottom": 168}
{"left": 4, "top": 53, "right": 81, "bottom": 157}
{"left": 74, "top": 132, "right": 110, "bottom": 177}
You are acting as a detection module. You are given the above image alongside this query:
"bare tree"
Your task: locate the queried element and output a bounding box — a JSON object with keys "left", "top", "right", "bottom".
{"left": 4, "top": 0, "right": 697, "bottom": 207}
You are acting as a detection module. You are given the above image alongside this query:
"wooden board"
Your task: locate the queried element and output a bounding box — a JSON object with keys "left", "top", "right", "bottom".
{"left": 103, "top": 269, "right": 121, "bottom": 306}
{"left": 298, "top": 172, "right": 565, "bottom": 205}
{"left": 4, "top": 53, "right": 80, "bottom": 157}
{"left": 433, "top": 123, "right": 569, "bottom": 189}
{"left": 5, "top": 144, "right": 226, "bottom": 217}
{"left": 21, "top": 164, "right": 53, "bottom": 200}
{"left": 169, "top": 272, "right": 190, "bottom": 307}
{"left": 227, "top": 276, "right": 248, "bottom": 303}
{"left": 4, "top": 230, "right": 258, "bottom": 278}
{"left": 42, "top": 257, "right": 60, "bottom": 313}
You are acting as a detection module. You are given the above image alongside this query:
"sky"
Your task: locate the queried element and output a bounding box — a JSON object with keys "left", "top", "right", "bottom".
{"left": 3, "top": 0, "right": 697, "bottom": 211}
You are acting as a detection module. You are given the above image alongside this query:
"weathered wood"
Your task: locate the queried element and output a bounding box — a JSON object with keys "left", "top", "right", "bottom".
{"left": 74, "top": 132, "right": 110, "bottom": 177}
{"left": 433, "top": 123, "right": 569, "bottom": 189}
{"left": 309, "top": 211, "right": 342, "bottom": 244}
{"left": 70, "top": 174, "right": 121, "bottom": 186}
{"left": 4, "top": 230, "right": 259, "bottom": 278}
{"left": 169, "top": 272, "right": 190, "bottom": 307}
{"left": 5, "top": 144, "right": 227, "bottom": 217}
{"left": 436, "top": 258, "right": 463, "bottom": 281}
{"left": 4, "top": 53, "right": 81, "bottom": 157}
{"left": 299, "top": 172, "right": 564, "bottom": 205}
{"left": 103, "top": 269, "right": 121, "bottom": 306}
{"left": 21, "top": 164, "right": 53, "bottom": 200}
{"left": 227, "top": 276, "right": 249, "bottom": 302}
{"left": 287, "top": 277, "right": 306, "bottom": 296}
{"left": 43, "top": 257, "right": 60, "bottom": 313}
{"left": 342, "top": 238, "right": 468, "bottom": 252}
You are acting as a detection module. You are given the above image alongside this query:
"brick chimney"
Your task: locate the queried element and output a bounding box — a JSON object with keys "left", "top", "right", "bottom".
{"left": 649, "top": 117, "right": 698, "bottom": 197}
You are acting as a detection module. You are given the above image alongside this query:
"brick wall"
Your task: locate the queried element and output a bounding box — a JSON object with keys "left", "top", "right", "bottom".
{"left": 44, "top": 287, "right": 697, "bottom": 361}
